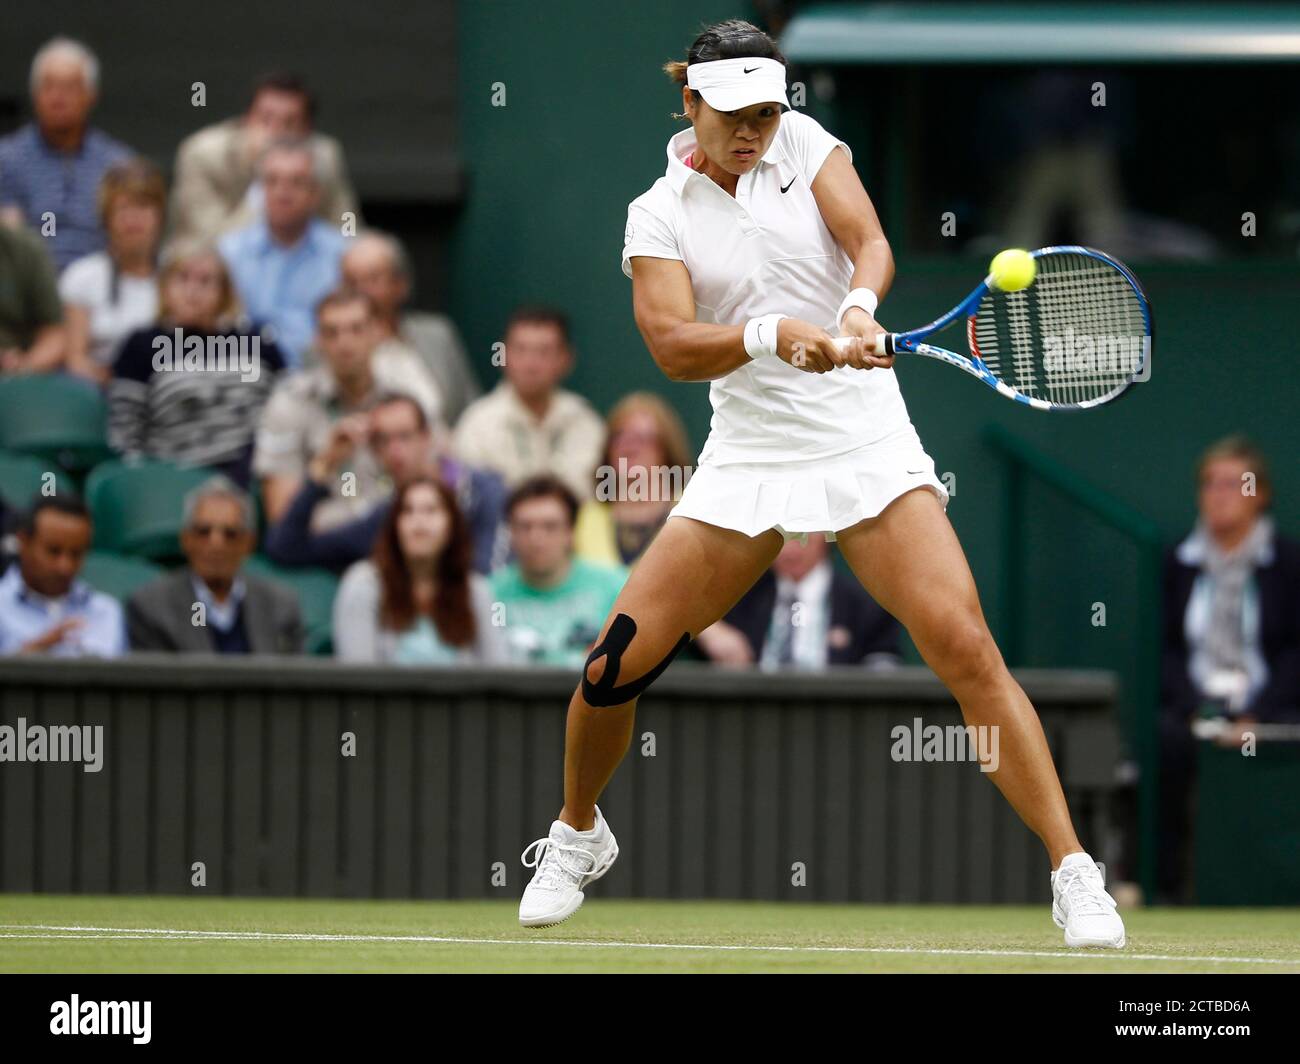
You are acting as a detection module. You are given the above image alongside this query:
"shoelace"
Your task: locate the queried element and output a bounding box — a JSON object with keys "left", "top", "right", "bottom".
{"left": 1057, "top": 864, "right": 1117, "bottom": 917}
{"left": 521, "top": 835, "right": 600, "bottom": 892}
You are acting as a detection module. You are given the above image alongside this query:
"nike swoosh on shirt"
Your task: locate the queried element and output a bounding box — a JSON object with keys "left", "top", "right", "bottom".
{"left": 743, "top": 66, "right": 759, "bottom": 74}
{"left": 780, "top": 176, "right": 797, "bottom": 194}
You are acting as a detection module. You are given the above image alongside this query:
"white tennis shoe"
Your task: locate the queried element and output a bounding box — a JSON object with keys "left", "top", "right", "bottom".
{"left": 1051, "top": 852, "right": 1126, "bottom": 948}
{"left": 519, "top": 805, "right": 619, "bottom": 927}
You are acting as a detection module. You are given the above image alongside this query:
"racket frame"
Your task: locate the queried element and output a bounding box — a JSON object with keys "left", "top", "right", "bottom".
{"left": 840, "top": 245, "right": 1153, "bottom": 411}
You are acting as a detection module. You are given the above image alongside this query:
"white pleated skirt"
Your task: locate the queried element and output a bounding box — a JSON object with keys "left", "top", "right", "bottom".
{"left": 669, "top": 425, "right": 949, "bottom": 543}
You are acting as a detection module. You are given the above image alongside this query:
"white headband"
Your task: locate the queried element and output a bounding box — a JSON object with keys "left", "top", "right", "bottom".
{"left": 686, "top": 57, "right": 789, "bottom": 113}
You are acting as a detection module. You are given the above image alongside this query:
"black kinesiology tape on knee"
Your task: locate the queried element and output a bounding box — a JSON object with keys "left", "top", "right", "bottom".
{"left": 582, "top": 612, "right": 691, "bottom": 708}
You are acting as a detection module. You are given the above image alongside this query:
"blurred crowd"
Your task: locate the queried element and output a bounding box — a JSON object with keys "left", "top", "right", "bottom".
{"left": 0, "top": 38, "right": 906, "bottom": 674}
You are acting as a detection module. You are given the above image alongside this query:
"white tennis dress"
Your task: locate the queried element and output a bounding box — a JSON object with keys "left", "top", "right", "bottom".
{"left": 621, "top": 111, "right": 948, "bottom": 542}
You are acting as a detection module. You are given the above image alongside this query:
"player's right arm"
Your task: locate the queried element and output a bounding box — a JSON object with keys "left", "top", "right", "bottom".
{"left": 629, "top": 256, "right": 845, "bottom": 379}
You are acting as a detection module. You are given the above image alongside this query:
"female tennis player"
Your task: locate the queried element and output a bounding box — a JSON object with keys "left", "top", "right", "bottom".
{"left": 519, "top": 19, "right": 1125, "bottom": 949}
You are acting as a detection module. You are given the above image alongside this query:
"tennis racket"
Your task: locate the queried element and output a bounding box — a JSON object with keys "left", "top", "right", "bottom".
{"left": 832, "top": 245, "right": 1153, "bottom": 411}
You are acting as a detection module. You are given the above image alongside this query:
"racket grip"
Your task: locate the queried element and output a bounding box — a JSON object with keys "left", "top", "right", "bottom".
{"left": 832, "top": 334, "right": 892, "bottom": 356}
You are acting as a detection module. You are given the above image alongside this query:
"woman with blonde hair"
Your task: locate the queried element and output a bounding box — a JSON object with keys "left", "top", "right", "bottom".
{"left": 1157, "top": 435, "right": 1300, "bottom": 899}
{"left": 60, "top": 158, "right": 166, "bottom": 382}
{"left": 574, "top": 390, "right": 692, "bottom": 567}
{"left": 107, "top": 240, "right": 287, "bottom": 485}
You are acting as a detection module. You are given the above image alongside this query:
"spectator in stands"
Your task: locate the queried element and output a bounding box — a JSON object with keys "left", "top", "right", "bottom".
{"left": 170, "top": 72, "right": 358, "bottom": 244}
{"left": 574, "top": 392, "right": 691, "bottom": 567}
{"left": 491, "top": 475, "right": 626, "bottom": 667}
{"left": 1158, "top": 435, "right": 1300, "bottom": 901}
{"left": 264, "top": 391, "right": 505, "bottom": 574}
{"left": 254, "top": 288, "right": 437, "bottom": 531}
{"left": 108, "top": 241, "right": 287, "bottom": 486}
{"left": 126, "top": 476, "right": 302, "bottom": 654}
{"left": 217, "top": 138, "right": 346, "bottom": 365}
{"left": 0, "top": 222, "right": 65, "bottom": 374}
{"left": 0, "top": 495, "right": 126, "bottom": 657}
{"left": 718, "top": 535, "right": 902, "bottom": 670}
{"left": 340, "top": 230, "right": 479, "bottom": 424}
{"left": 298, "top": 260, "right": 444, "bottom": 421}
{"left": 333, "top": 473, "right": 506, "bottom": 664}
{"left": 0, "top": 38, "right": 133, "bottom": 272}
{"left": 59, "top": 159, "right": 165, "bottom": 383}
{"left": 453, "top": 306, "right": 604, "bottom": 502}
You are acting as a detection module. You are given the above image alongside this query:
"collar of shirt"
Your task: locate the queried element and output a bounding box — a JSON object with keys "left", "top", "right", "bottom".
{"left": 250, "top": 218, "right": 323, "bottom": 257}
{"left": 308, "top": 364, "right": 377, "bottom": 414}
{"left": 2, "top": 565, "right": 93, "bottom": 613}
{"left": 664, "top": 125, "right": 786, "bottom": 197}
{"left": 498, "top": 381, "right": 570, "bottom": 430}
{"left": 30, "top": 122, "right": 93, "bottom": 159}
{"left": 1176, "top": 515, "right": 1275, "bottom": 567}
{"left": 191, "top": 573, "right": 247, "bottom": 632}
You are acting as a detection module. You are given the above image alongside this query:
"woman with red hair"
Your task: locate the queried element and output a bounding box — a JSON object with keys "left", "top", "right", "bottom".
{"left": 333, "top": 472, "right": 506, "bottom": 664}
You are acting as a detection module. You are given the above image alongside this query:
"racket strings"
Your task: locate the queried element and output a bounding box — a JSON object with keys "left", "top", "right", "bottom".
{"left": 971, "top": 252, "right": 1149, "bottom": 406}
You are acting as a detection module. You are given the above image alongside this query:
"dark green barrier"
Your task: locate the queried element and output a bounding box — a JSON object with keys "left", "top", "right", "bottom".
{"left": 0, "top": 656, "right": 1119, "bottom": 903}
{"left": 1195, "top": 742, "right": 1300, "bottom": 906}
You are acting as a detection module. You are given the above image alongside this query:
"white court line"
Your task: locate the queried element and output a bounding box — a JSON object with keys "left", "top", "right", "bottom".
{"left": 2, "top": 925, "right": 1298, "bottom": 966}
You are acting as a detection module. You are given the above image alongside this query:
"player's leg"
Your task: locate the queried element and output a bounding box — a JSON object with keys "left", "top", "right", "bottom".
{"left": 562, "top": 515, "right": 784, "bottom": 830}
{"left": 835, "top": 487, "right": 1124, "bottom": 947}
{"left": 520, "top": 515, "right": 782, "bottom": 926}
{"left": 834, "top": 487, "right": 1081, "bottom": 860}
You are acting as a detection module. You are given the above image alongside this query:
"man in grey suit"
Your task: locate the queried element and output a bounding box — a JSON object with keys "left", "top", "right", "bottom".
{"left": 127, "top": 476, "right": 302, "bottom": 654}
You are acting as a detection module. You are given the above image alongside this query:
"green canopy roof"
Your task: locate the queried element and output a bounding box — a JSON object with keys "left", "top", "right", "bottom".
{"left": 781, "top": 3, "right": 1300, "bottom": 63}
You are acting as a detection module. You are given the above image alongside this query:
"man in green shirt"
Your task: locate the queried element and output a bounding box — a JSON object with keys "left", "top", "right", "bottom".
{"left": 491, "top": 474, "right": 627, "bottom": 667}
{"left": 0, "top": 223, "right": 65, "bottom": 373}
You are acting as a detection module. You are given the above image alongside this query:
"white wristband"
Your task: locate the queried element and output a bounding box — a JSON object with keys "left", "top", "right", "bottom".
{"left": 743, "top": 314, "right": 787, "bottom": 360}
{"left": 836, "top": 288, "right": 879, "bottom": 331}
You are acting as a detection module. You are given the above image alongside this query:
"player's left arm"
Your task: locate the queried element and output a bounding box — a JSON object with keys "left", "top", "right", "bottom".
{"left": 812, "top": 146, "right": 895, "bottom": 369}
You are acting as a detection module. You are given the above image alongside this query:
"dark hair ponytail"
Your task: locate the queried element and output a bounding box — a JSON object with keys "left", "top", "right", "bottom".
{"left": 663, "top": 19, "right": 785, "bottom": 90}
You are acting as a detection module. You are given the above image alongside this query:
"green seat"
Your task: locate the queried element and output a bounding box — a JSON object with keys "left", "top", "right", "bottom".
{"left": 85, "top": 459, "right": 220, "bottom": 562}
{"left": 0, "top": 375, "right": 111, "bottom": 472}
{"left": 242, "top": 554, "right": 339, "bottom": 655}
{"left": 0, "top": 450, "right": 69, "bottom": 513}
{"left": 80, "top": 550, "right": 166, "bottom": 604}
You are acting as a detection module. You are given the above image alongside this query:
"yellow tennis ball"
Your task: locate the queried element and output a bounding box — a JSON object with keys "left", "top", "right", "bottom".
{"left": 989, "top": 249, "right": 1037, "bottom": 292}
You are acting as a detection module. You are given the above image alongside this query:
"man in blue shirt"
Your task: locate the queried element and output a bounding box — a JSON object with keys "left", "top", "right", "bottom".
{"left": 0, "top": 495, "right": 126, "bottom": 657}
{"left": 0, "top": 38, "right": 133, "bottom": 272}
{"left": 218, "top": 137, "right": 346, "bottom": 366}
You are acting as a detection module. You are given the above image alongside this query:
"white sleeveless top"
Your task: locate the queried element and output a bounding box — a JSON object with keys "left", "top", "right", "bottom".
{"left": 622, "top": 111, "right": 915, "bottom": 466}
